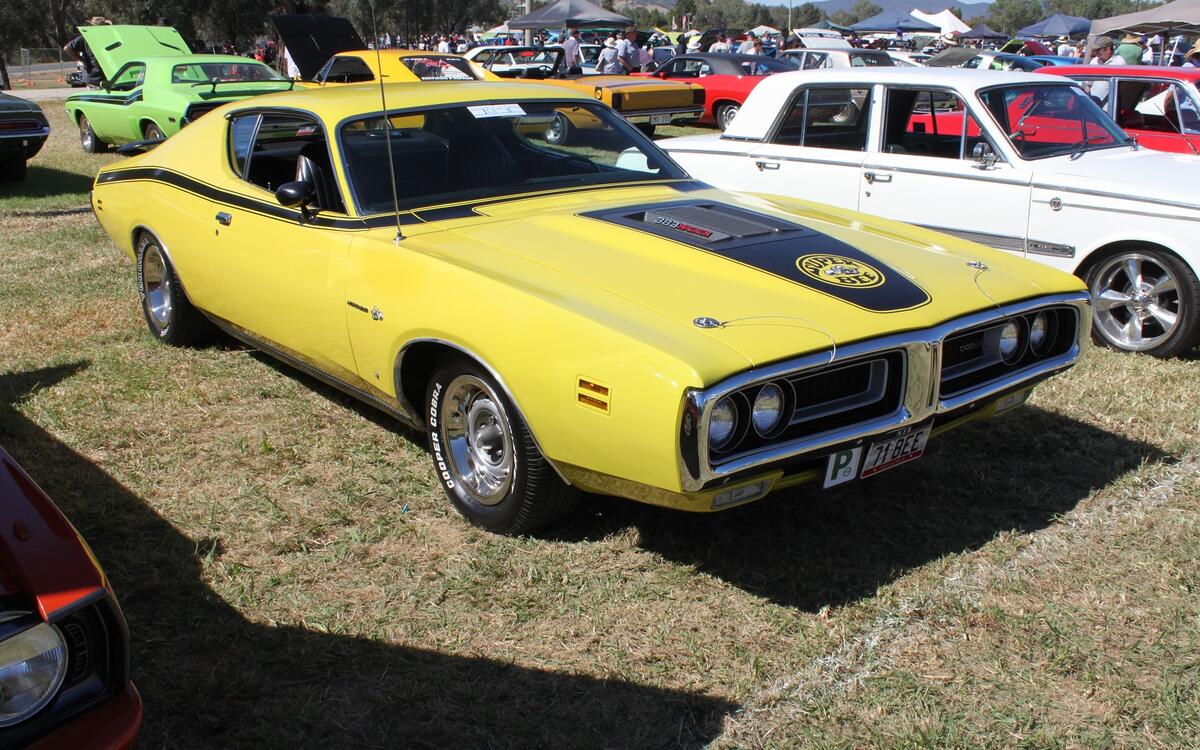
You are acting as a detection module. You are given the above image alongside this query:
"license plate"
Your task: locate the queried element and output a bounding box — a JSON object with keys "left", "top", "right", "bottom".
{"left": 823, "top": 425, "right": 931, "bottom": 488}
{"left": 650, "top": 113, "right": 673, "bottom": 125}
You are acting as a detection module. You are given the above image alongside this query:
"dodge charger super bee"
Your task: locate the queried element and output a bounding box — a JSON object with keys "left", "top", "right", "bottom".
{"left": 90, "top": 81, "right": 1091, "bottom": 534}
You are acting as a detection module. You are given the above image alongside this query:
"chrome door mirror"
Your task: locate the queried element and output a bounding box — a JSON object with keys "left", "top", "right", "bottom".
{"left": 972, "top": 142, "right": 998, "bottom": 169}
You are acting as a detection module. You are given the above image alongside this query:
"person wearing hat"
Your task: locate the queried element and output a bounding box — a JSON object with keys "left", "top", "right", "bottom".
{"left": 1086, "top": 37, "right": 1121, "bottom": 107}
{"left": 686, "top": 36, "right": 702, "bottom": 53}
{"left": 1056, "top": 36, "right": 1073, "bottom": 57}
{"left": 737, "top": 31, "right": 757, "bottom": 54}
{"left": 599, "top": 37, "right": 623, "bottom": 74}
{"left": 1117, "top": 33, "right": 1144, "bottom": 65}
{"left": 1184, "top": 44, "right": 1200, "bottom": 67}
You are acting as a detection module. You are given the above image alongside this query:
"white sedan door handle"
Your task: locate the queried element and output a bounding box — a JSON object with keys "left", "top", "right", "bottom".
{"left": 755, "top": 160, "right": 781, "bottom": 171}
{"left": 864, "top": 171, "right": 892, "bottom": 184}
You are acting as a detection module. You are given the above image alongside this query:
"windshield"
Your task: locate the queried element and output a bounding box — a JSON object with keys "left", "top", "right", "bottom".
{"left": 340, "top": 100, "right": 688, "bottom": 215}
{"left": 978, "top": 84, "right": 1131, "bottom": 160}
{"left": 172, "top": 61, "right": 284, "bottom": 84}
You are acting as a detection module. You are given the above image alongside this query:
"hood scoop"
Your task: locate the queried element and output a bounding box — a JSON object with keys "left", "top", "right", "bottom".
{"left": 584, "top": 200, "right": 931, "bottom": 314}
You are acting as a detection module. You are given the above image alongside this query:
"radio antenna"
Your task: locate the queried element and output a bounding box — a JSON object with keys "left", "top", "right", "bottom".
{"left": 368, "top": 0, "right": 405, "bottom": 243}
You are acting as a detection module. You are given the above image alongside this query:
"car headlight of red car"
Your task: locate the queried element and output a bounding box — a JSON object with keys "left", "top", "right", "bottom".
{"left": 0, "top": 618, "right": 68, "bottom": 728}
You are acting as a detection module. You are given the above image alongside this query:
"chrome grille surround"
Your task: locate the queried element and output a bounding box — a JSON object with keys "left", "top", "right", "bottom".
{"left": 678, "top": 292, "right": 1091, "bottom": 492}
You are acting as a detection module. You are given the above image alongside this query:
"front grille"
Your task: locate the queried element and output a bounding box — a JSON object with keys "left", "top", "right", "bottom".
{"left": 709, "top": 351, "right": 905, "bottom": 463}
{"left": 941, "top": 306, "right": 1077, "bottom": 397}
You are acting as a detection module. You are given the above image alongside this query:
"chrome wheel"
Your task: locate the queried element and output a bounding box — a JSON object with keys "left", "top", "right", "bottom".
{"left": 79, "top": 117, "right": 94, "bottom": 151}
{"left": 1090, "top": 252, "right": 1182, "bottom": 352}
{"left": 718, "top": 104, "right": 740, "bottom": 131}
{"left": 142, "top": 245, "right": 174, "bottom": 331}
{"left": 544, "top": 112, "right": 570, "bottom": 145}
{"left": 440, "top": 375, "right": 514, "bottom": 505}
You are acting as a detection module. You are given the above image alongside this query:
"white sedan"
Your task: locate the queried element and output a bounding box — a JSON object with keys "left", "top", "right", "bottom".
{"left": 657, "top": 68, "right": 1200, "bottom": 357}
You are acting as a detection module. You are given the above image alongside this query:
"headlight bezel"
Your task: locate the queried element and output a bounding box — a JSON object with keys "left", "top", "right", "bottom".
{"left": 751, "top": 381, "right": 790, "bottom": 438}
{"left": 997, "top": 318, "right": 1027, "bottom": 365}
{"left": 708, "top": 395, "right": 740, "bottom": 452}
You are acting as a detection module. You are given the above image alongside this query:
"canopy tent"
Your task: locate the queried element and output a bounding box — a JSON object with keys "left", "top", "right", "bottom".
{"left": 1017, "top": 13, "right": 1091, "bottom": 38}
{"left": 849, "top": 11, "right": 939, "bottom": 33}
{"left": 1090, "top": 0, "right": 1200, "bottom": 35}
{"left": 910, "top": 9, "right": 970, "bottom": 35}
{"left": 482, "top": 23, "right": 510, "bottom": 36}
{"left": 748, "top": 25, "right": 781, "bottom": 36}
{"left": 960, "top": 22, "right": 1007, "bottom": 41}
{"left": 812, "top": 19, "right": 854, "bottom": 34}
{"left": 507, "top": 0, "right": 631, "bottom": 30}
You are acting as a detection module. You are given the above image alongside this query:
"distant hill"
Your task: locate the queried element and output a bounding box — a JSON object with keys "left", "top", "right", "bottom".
{"left": 812, "top": 0, "right": 992, "bottom": 19}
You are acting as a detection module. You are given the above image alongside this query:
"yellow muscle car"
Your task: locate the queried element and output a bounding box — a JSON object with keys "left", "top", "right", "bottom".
{"left": 90, "top": 81, "right": 1091, "bottom": 534}
{"left": 302, "top": 50, "right": 493, "bottom": 86}
{"left": 465, "top": 46, "right": 704, "bottom": 139}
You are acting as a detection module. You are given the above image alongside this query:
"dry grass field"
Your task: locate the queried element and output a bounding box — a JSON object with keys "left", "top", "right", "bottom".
{"left": 1, "top": 102, "right": 1198, "bottom": 749}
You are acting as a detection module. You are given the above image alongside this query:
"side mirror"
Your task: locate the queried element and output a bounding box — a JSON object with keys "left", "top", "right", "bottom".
{"left": 972, "top": 142, "right": 998, "bottom": 169}
{"left": 276, "top": 180, "right": 312, "bottom": 208}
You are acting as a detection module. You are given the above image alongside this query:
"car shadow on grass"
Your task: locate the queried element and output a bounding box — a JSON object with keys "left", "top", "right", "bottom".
{"left": 0, "top": 165, "right": 94, "bottom": 201}
{"left": 0, "top": 364, "right": 736, "bottom": 749}
{"left": 555, "top": 405, "right": 1168, "bottom": 613}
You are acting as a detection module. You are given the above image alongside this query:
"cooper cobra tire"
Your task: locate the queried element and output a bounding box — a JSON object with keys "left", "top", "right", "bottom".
{"left": 427, "top": 356, "right": 579, "bottom": 534}
{"left": 716, "top": 103, "right": 740, "bottom": 131}
{"left": 544, "top": 112, "right": 573, "bottom": 146}
{"left": 135, "top": 233, "right": 214, "bottom": 346}
{"left": 635, "top": 123, "right": 656, "bottom": 137}
{"left": 1085, "top": 247, "right": 1200, "bottom": 357}
{"left": 143, "top": 121, "right": 166, "bottom": 141}
{"left": 78, "top": 115, "right": 107, "bottom": 154}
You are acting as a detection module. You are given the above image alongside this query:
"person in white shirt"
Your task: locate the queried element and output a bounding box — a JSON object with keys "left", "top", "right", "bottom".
{"left": 708, "top": 33, "right": 731, "bottom": 53}
{"left": 737, "top": 32, "right": 757, "bottom": 54}
{"left": 1087, "top": 37, "right": 1121, "bottom": 106}
{"left": 437, "top": 36, "right": 451, "bottom": 53}
{"left": 599, "top": 38, "right": 623, "bottom": 74}
{"left": 1055, "top": 36, "right": 1073, "bottom": 57}
{"left": 561, "top": 27, "right": 583, "bottom": 74}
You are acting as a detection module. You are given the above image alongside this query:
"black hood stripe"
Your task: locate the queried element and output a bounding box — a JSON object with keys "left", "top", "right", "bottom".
{"left": 582, "top": 200, "right": 931, "bottom": 313}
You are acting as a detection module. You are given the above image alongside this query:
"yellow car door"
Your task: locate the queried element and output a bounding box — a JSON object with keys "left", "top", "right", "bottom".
{"left": 198, "top": 110, "right": 362, "bottom": 385}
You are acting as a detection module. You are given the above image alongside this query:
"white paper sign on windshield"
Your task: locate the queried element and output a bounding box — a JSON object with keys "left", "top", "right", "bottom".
{"left": 467, "top": 104, "right": 527, "bottom": 118}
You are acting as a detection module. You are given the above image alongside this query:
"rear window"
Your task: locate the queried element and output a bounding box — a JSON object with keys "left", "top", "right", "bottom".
{"left": 172, "top": 61, "right": 283, "bottom": 84}
{"left": 399, "top": 56, "right": 478, "bottom": 80}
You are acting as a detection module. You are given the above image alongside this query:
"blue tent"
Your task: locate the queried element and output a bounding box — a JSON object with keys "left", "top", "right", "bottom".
{"left": 849, "top": 11, "right": 939, "bottom": 33}
{"left": 1017, "top": 13, "right": 1091, "bottom": 38}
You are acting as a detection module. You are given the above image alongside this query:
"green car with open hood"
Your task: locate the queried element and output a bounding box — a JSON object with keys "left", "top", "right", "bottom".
{"left": 64, "top": 25, "right": 293, "bottom": 152}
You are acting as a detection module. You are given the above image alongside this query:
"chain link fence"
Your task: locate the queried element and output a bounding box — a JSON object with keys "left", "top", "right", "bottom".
{"left": 1, "top": 48, "right": 74, "bottom": 88}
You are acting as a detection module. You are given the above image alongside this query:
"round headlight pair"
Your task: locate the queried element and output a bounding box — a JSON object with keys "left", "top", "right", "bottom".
{"left": 708, "top": 383, "right": 788, "bottom": 451}
{"left": 0, "top": 620, "right": 68, "bottom": 728}
{"left": 1028, "top": 311, "right": 1054, "bottom": 356}
{"left": 998, "top": 319, "right": 1026, "bottom": 365}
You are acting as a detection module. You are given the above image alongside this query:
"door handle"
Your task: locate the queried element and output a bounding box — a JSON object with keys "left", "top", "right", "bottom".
{"left": 864, "top": 172, "right": 892, "bottom": 184}
{"left": 754, "top": 160, "right": 781, "bottom": 171}
{"left": 215, "top": 212, "right": 232, "bottom": 226}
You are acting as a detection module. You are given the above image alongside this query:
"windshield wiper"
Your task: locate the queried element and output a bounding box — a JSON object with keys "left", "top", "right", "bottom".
{"left": 1069, "top": 135, "right": 1108, "bottom": 160}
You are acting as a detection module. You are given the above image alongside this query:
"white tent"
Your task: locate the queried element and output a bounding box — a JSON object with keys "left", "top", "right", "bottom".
{"left": 483, "top": 23, "right": 510, "bottom": 35}
{"left": 910, "top": 9, "right": 970, "bottom": 35}
{"left": 748, "top": 25, "right": 781, "bottom": 36}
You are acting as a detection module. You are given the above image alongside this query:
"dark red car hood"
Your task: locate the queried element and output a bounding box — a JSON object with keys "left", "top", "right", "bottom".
{"left": 0, "top": 448, "right": 106, "bottom": 622}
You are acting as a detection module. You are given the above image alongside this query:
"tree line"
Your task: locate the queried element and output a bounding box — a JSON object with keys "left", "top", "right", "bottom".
{"left": 0, "top": 0, "right": 1165, "bottom": 54}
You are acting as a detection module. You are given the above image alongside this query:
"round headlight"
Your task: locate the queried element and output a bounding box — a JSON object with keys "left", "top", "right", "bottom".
{"left": 1029, "top": 312, "right": 1051, "bottom": 355}
{"left": 998, "top": 319, "right": 1024, "bottom": 364}
{"left": 752, "top": 383, "right": 786, "bottom": 436}
{"left": 709, "top": 397, "right": 738, "bottom": 451}
{"left": 0, "top": 621, "right": 67, "bottom": 728}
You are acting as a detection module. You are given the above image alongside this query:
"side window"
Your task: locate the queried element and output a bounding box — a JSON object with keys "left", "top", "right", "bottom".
{"left": 769, "top": 87, "right": 873, "bottom": 151}
{"left": 963, "top": 56, "right": 981, "bottom": 69}
{"left": 110, "top": 63, "right": 145, "bottom": 91}
{"left": 668, "top": 59, "right": 701, "bottom": 77}
{"left": 320, "top": 57, "right": 374, "bottom": 84}
{"left": 228, "top": 114, "right": 259, "bottom": 177}
{"left": 242, "top": 114, "right": 345, "bottom": 214}
{"left": 698, "top": 63, "right": 713, "bottom": 77}
{"left": 1124, "top": 80, "right": 1200, "bottom": 134}
{"left": 883, "top": 88, "right": 988, "bottom": 159}
{"left": 802, "top": 53, "right": 828, "bottom": 70}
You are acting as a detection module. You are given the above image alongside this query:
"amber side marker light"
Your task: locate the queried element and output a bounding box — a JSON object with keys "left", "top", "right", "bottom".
{"left": 577, "top": 378, "right": 611, "bottom": 414}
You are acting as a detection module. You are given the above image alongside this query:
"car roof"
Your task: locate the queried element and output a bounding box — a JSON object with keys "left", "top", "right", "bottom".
{"left": 224, "top": 80, "right": 592, "bottom": 121}
{"left": 722, "top": 67, "right": 1075, "bottom": 140}
{"left": 1040, "top": 64, "right": 1200, "bottom": 81}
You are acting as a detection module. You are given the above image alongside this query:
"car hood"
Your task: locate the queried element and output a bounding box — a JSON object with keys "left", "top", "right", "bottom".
{"left": 271, "top": 14, "right": 366, "bottom": 80}
{"left": 79, "top": 24, "right": 191, "bottom": 79}
{"left": 0, "top": 449, "right": 105, "bottom": 621}
{"left": 0, "top": 92, "right": 42, "bottom": 114}
{"left": 1034, "top": 146, "right": 1200, "bottom": 208}
{"left": 440, "top": 184, "right": 1063, "bottom": 368}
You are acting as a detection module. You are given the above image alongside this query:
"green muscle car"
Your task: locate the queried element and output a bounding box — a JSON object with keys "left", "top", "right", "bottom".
{"left": 64, "top": 25, "right": 293, "bottom": 153}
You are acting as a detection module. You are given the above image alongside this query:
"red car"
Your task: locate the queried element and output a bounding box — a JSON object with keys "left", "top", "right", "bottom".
{"left": 0, "top": 448, "right": 141, "bottom": 749}
{"left": 634, "top": 53, "right": 792, "bottom": 130}
{"left": 1038, "top": 65, "right": 1200, "bottom": 154}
